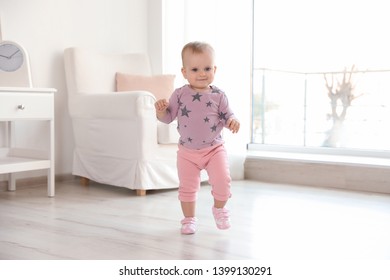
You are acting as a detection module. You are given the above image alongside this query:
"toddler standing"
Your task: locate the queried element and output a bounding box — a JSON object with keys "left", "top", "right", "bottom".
{"left": 155, "top": 41, "right": 240, "bottom": 234}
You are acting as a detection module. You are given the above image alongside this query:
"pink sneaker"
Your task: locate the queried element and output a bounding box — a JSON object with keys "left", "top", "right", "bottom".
{"left": 181, "top": 217, "right": 197, "bottom": 234}
{"left": 212, "top": 207, "right": 230, "bottom": 230}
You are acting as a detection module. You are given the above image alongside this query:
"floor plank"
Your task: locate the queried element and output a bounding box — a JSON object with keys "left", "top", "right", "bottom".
{"left": 1, "top": 179, "right": 390, "bottom": 260}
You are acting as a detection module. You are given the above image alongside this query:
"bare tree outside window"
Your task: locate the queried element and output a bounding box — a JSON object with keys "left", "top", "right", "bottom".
{"left": 323, "top": 66, "right": 363, "bottom": 147}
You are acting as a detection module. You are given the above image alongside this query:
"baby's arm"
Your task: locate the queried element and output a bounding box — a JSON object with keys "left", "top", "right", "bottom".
{"left": 154, "top": 99, "right": 169, "bottom": 119}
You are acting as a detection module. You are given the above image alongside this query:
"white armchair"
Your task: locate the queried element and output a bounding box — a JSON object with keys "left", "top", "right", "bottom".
{"left": 63, "top": 47, "right": 179, "bottom": 195}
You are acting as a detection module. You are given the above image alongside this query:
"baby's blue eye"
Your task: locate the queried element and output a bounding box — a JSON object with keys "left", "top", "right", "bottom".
{"left": 205, "top": 67, "right": 212, "bottom": 71}
{"left": 191, "top": 68, "right": 198, "bottom": 72}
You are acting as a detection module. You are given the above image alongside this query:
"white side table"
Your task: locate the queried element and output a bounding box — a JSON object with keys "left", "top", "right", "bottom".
{"left": 0, "top": 87, "right": 56, "bottom": 197}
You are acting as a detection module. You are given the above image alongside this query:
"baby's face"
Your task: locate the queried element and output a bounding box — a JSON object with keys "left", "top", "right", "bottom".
{"left": 181, "top": 50, "right": 216, "bottom": 92}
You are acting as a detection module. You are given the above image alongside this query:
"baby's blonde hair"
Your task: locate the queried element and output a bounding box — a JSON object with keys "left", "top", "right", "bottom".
{"left": 181, "top": 41, "right": 215, "bottom": 66}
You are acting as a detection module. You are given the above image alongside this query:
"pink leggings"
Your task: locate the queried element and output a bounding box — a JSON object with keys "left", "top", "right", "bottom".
{"left": 177, "top": 144, "right": 231, "bottom": 202}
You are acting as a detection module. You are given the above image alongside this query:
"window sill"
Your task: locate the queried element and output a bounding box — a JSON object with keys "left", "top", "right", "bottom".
{"left": 246, "top": 150, "right": 390, "bottom": 169}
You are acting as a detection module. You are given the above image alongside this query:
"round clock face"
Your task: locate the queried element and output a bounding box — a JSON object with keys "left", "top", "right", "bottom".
{"left": 0, "top": 43, "right": 24, "bottom": 72}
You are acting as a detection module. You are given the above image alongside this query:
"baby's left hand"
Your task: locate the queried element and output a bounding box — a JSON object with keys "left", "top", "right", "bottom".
{"left": 227, "top": 118, "right": 240, "bottom": 133}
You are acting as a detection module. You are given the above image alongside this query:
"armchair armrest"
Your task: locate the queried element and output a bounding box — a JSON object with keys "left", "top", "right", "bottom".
{"left": 68, "top": 91, "right": 156, "bottom": 120}
{"left": 69, "top": 90, "right": 160, "bottom": 153}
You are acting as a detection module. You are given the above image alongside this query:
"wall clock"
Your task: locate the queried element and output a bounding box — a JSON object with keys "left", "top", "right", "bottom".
{"left": 0, "top": 40, "right": 32, "bottom": 87}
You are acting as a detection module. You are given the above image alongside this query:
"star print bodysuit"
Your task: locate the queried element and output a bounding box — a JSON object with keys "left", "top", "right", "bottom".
{"left": 158, "top": 84, "right": 236, "bottom": 150}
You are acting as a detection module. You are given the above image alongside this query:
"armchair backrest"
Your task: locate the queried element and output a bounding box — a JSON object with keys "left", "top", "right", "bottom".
{"left": 64, "top": 47, "right": 152, "bottom": 95}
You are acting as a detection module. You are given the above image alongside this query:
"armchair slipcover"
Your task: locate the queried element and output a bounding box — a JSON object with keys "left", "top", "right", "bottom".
{"left": 63, "top": 47, "right": 179, "bottom": 195}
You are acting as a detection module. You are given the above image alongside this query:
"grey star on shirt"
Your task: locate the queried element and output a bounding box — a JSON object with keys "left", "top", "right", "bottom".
{"left": 204, "top": 117, "right": 210, "bottom": 123}
{"left": 181, "top": 106, "right": 191, "bottom": 117}
{"left": 219, "top": 111, "right": 228, "bottom": 121}
{"left": 192, "top": 93, "right": 202, "bottom": 102}
{"left": 211, "top": 124, "right": 217, "bottom": 132}
{"left": 206, "top": 101, "right": 212, "bottom": 107}
{"left": 187, "top": 137, "right": 193, "bottom": 143}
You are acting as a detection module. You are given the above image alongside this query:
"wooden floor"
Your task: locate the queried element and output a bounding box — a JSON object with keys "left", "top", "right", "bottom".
{"left": 1, "top": 179, "right": 390, "bottom": 260}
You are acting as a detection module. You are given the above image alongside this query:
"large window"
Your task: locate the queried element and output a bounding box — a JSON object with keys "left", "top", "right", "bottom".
{"left": 251, "top": 0, "right": 390, "bottom": 153}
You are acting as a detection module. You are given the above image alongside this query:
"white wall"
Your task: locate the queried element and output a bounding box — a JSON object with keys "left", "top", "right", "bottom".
{"left": 0, "top": 0, "right": 149, "bottom": 179}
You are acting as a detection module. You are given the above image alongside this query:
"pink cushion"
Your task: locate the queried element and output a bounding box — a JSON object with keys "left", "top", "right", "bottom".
{"left": 115, "top": 73, "right": 175, "bottom": 100}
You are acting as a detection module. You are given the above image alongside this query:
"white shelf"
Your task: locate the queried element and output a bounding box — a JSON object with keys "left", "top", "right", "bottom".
{"left": 0, "top": 156, "right": 50, "bottom": 173}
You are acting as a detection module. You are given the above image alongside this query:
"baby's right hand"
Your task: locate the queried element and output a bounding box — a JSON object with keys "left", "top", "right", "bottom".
{"left": 155, "top": 99, "right": 169, "bottom": 111}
